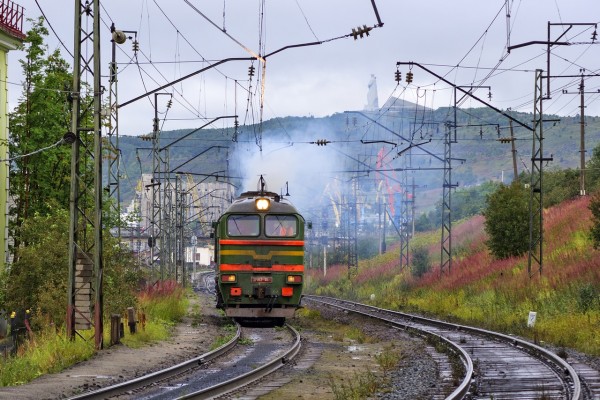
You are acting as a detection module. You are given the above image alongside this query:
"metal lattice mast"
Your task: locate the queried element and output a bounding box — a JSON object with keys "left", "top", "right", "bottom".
{"left": 528, "top": 70, "right": 545, "bottom": 277}
{"left": 67, "top": 0, "right": 103, "bottom": 349}
{"left": 348, "top": 177, "right": 358, "bottom": 277}
{"left": 164, "top": 174, "right": 174, "bottom": 278}
{"left": 107, "top": 25, "right": 121, "bottom": 238}
{"left": 150, "top": 95, "right": 161, "bottom": 279}
{"left": 163, "top": 151, "right": 173, "bottom": 278}
{"left": 440, "top": 123, "right": 456, "bottom": 276}
{"left": 399, "top": 168, "right": 409, "bottom": 269}
{"left": 177, "top": 176, "right": 186, "bottom": 286}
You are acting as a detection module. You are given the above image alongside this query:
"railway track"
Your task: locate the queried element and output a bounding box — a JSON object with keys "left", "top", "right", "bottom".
{"left": 304, "top": 295, "right": 584, "bottom": 400}
{"left": 67, "top": 323, "right": 301, "bottom": 400}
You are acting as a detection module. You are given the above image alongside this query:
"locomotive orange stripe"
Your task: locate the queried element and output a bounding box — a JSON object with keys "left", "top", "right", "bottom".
{"left": 219, "top": 239, "right": 304, "bottom": 246}
{"left": 219, "top": 264, "right": 304, "bottom": 272}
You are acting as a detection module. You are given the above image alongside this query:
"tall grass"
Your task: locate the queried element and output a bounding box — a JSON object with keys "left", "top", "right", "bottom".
{"left": 121, "top": 280, "right": 188, "bottom": 348}
{"left": 307, "top": 196, "right": 600, "bottom": 355}
{"left": 0, "top": 323, "right": 95, "bottom": 386}
{"left": 0, "top": 280, "right": 189, "bottom": 386}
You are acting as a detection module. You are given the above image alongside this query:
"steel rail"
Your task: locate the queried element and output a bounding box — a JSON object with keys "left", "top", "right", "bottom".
{"left": 67, "top": 323, "right": 242, "bottom": 400}
{"left": 305, "top": 295, "right": 473, "bottom": 399}
{"left": 178, "top": 324, "right": 302, "bottom": 399}
{"left": 306, "top": 295, "right": 581, "bottom": 400}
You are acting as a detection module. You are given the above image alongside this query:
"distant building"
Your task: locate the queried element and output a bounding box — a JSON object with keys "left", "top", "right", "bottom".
{"left": 365, "top": 74, "right": 378, "bottom": 111}
{"left": 0, "top": 0, "right": 25, "bottom": 270}
{"left": 120, "top": 173, "right": 235, "bottom": 266}
{"left": 380, "top": 96, "right": 431, "bottom": 114}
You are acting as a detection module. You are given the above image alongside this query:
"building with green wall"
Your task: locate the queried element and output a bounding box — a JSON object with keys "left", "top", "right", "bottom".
{"left": 0, "top": 1, "right": 25, "bottom": 269}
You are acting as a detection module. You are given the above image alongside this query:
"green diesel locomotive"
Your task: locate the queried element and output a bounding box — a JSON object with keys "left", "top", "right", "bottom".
{"left": 213, "top": 181, "right": 306, "bottom": 324}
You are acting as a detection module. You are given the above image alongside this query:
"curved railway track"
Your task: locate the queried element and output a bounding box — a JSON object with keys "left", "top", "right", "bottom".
{"left": 67, "top": 323, "right": 301, "bottom": 400}
{"left": 304, "top": 295, "right": 582, "bottom": 400}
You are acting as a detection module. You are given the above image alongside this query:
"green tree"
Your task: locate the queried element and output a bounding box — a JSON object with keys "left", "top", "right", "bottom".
{"left": 543, "top": 168, "right": 580, "bottom": 207}
{"left": 5, "top": 18, "right": 141, "bottom": 328}
{"left": 6, "top": 201, "right": 141, "bottom": 327}
{"left": 8, "top": 17, "right": 73, "bottom": 262}
{"left": 411, "top": 246, "right": 431, "bottom": 277}
{"left": 586, "top": 143, "right": 600, "bottom": 194}
{"left": 589, "top": 190, "right": 600, "bottom": 249}
{"left": 483, "top": 181, "right": 536, "bottom": 259}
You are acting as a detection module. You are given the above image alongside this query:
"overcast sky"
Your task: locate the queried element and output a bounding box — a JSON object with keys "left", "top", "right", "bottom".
{"left": 7, "top": 0, "right": 600, "bottom": 138}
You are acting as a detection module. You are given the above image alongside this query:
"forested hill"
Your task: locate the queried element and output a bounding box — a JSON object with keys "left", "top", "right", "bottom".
{"left": 116, "top": 108, "right": 600, "bottom": 206}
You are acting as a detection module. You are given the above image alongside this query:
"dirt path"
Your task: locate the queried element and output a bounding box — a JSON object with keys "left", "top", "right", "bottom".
{"left": 0, "top": 290, "right": 223, "bottom": 400}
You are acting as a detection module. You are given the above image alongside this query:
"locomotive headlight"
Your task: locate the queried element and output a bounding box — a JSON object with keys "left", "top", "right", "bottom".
{"left": 254, "top": 197, "right": 271, "bottom": 211}
{"left": 255, "top": 198, "right": 270, "bottom": 211}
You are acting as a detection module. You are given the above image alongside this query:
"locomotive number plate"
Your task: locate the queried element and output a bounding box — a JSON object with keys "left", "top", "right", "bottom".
{"left": 251, "top": 276, "right": 272, "bottom": 283}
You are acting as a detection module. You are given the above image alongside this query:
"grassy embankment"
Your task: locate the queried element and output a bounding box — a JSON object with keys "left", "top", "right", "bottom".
{"left": 0, "top": 280, "right": 187, "bottom": 386}
{"left": 305, "top": 196, "right": 600, "bottom": 355}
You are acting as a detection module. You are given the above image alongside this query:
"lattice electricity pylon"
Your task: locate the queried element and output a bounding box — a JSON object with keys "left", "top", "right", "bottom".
{"left": 149, "top": 93, "right": 171, "bottom": 280}
{"left": 106, "top": 26, "right": 136, "bottom": 239}
{"left": 528, "top": 70, "right": 547, "bottom": 278}
{"left": 347, "top": 178, "right": 359, "bottom": 278}
{"left": 67, "top": 0, "right": 104, "bottom": 349}
{"left": 176, "top": 176, "right": 186, "bottom": 286}
{"left": 106, "top": 26, "right": 121, "bottom": 239}
{"left": 399, "top": 169, "right": 411, "bottom": 269}
{"left": 440, "top": 123, "right": 458, "bottom": 277}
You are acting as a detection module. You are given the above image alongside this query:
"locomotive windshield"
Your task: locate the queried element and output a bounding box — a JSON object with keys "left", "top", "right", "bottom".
{"left": 227, "top": 215, "right": 260, "bottom": 236}
{"left": 265, "top": 215, "right": 297, "bottom": 237}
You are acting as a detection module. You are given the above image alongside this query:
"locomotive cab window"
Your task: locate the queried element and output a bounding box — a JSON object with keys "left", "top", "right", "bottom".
{"left": 227, "top": 215, "right": 260, "bottom": 236}
{"left": 265, "top": 215, "right": 297, "bottom": 237}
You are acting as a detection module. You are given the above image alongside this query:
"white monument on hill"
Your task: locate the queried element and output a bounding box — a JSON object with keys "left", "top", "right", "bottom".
{"left": 365, "top": 74, "right": 379, "bottom": 111}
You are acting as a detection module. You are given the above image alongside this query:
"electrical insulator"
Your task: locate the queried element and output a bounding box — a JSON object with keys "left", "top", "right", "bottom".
{"left": 132, "top": 40, "right": 139, "bottom": 53}
{"left": 315, "top": 139, "right": 330, "bottom": 146}
{"left": 248, "top": 65, "right": 255, "bottom": 77}
{"left": 488, "top": 90, "right": 492, "bottom": 101}
{"left": 351, "top": 25, "right": 372, "bottom": 40}
{"left": 167, "top": 99, "right": 173, "bottom": 109}
{"left": 406, "top": 71, "right": 413, "bottom": 84}
{"left": 360, "top": 25, "right": 372, "bottom": 38}
{"left": 498, "top": 137, "right": 512, "bottom": 143}
{"left": 592, "top": 28, "right": 597, "bottom": 42}
{"left": 395, "top": 70, "right": 401, "bottom": 83}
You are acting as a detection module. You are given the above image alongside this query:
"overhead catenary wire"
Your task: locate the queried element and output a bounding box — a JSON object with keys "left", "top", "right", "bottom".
{"left": 1, "top": 138, "right": 67, "bottom": 163}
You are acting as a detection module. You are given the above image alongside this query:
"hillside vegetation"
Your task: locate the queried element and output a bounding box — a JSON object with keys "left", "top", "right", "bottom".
{"left": 305, "top": 195, "right": 600, "bottom": 355}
